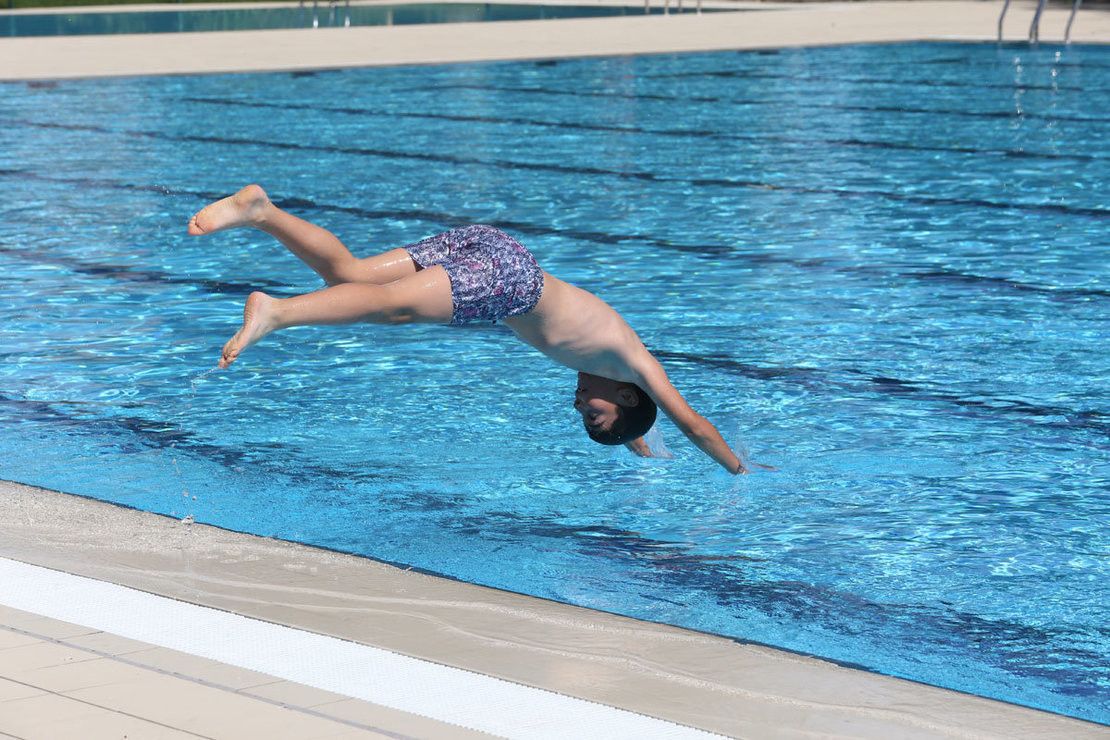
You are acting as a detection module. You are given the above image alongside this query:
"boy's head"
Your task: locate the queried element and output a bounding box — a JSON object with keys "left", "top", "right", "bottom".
{"left": 573, "top": 372, "right": 657, "bottom": 446}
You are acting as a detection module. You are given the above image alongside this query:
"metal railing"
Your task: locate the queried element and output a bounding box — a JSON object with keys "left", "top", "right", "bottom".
{"left": 300, "top": 0, "right": 351, "bottom": 28}
{"left": 1063, "top": 0, "right": 1083, "bottom": 44}
{"left": 647, "top": 0, "right": 704, "bottom": 14}
{"left": 999, "top": 0, "right": 1082, "bottom": 44}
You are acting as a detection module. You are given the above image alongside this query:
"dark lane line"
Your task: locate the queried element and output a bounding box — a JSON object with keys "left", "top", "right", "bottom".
{"left": 2, "top": 179, "right": 1106, "bottom": 438}
{"left": 2, "top": 167, "right": 1106, "bottom": 304}
{"left": 0, "top": 243, "right": 292, "bottom": 295}
{"left": 725, "top": 46, "right": 1110, "bottom": 71}
{"left": 4, "top": 377, "right": 1102, "bottom": 692}
{"left": 0, "top": 392, "right": 401, "bottom": 487}
{"left": 184, "top": 96, "right": 1106, "bottom": 165}
{"left": 2, "top": 338, "right": 1103, "bottom": 495}
{"left": 831, "top": 102, "right": 1107, "bottom": 126}
{"left": 902, "top": 270, "right": 1110, "bottom": 299}
{"left": 3, "top": 117, "right": 661, "bottom": 181}
{"left": 8, "top": 370, "right": 1104, "bottom": 687}
{"left": 0, "top": 166, "right": 732, "bottom": 256}
{"left": 408, "top": 83, "right": 1110, "bottom": 126}
{"left": 653, "top": 351, "right": 1110, "bottom": 437}
{"left": 687, "top": 174, "right": 1110, "bottom": 219}
{"left": 643, "top": 68, "right": 1101, "bottom": 94}
{"left": 6, "top": 377, "right": 1099, "bottom": 684}
{"left": 825, "top": 54, "right": 1110, "bottom": 71}
{"left": 459, "top": 510, "right": 1104, "bottom": 692}
{"left": 5, "top": 118, "right": 1108, "bottom": 221}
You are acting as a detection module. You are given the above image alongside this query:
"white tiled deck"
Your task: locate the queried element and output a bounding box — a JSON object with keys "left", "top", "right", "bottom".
{"left": 0, "top": 602, "right": 485, "bottom": 738}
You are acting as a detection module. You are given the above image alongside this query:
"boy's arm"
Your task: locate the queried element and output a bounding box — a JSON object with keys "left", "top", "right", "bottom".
{"left": 631, "top": 353, "right": 747, "bottom": 474}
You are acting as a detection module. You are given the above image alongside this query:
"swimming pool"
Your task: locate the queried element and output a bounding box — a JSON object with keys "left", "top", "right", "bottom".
{"left": 3, "top": 2, "right": 715, "bottom": 37}
{"left": 0, "top": 41, "right": 1107, "bottom": 723}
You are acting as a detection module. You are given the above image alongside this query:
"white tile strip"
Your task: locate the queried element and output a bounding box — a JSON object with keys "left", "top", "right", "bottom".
{"left": 0, "top": 557, "right": 717, "bottom": 739}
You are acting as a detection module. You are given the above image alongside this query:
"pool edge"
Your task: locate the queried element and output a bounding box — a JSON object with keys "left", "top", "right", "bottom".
{"left": 1, "top": 478, "right": 1105, "bottom": 739}
{"left": 1, "top": 2, "right": 1108, "bottom": 82}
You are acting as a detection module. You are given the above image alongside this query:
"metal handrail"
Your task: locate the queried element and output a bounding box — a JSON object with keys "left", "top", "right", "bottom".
{"left": 999, "top": 0, "right": 1080, "bottom": 44}
{"left": 300, "top": 0, "right": 348, "bottom": 28}
{"left": 996, "top": 0, "right": 1011, "bottom": 41}
{"left": 1028, "top": 0, "right": 1048, "bottom": 42}
{"left": 644, "top": 0, "right": 703, "bottom": 15}
{"left": 1064, "top": 0, "right": 1082, "bottom": 44}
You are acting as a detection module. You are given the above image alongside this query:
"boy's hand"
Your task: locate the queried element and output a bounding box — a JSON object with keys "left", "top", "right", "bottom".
{"left": 737, "top": 460, "right": 778, "bottom": 474}
{"left": 624, "top": 437, "right": 653, "bottom": 457}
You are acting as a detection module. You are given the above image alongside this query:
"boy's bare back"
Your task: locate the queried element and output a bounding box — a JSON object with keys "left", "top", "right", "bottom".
{"left": 507, "top": 274, "right": 749, "bottom": 474}
{"left": 505, "top": 273, "right": 646, "bottom": 384}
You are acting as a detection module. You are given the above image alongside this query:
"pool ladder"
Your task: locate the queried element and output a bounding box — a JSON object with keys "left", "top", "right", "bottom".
{"left": 300, "top": 0, "right": 351, "bottom": 28}
{"left": 997, "top": 0, "right": 1082, "bottom": 44}
{"left": 646, "top": 0, "right": 704, "bottom": 14}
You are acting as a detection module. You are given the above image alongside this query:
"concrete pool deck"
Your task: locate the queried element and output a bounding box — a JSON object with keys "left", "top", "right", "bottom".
{"left": 2, "top": 2, "right": 1110, "bottom": 737}
{"left": 1, "top": 0, "right": 1109, "bottom": 80}
{"left": 2, "top": 480, "right": 1108, "bottom": 738}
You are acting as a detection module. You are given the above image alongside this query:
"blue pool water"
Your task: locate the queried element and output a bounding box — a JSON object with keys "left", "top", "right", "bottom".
{"left": 3, "top": 3, "right": 714, "bottom": 37}
{"left": 1, "top": 42, "right": 1107, "bottom": 722}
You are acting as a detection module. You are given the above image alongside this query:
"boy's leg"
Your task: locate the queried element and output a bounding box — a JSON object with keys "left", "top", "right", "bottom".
{"left": 188, "top": 185, "right": 418, "bottom": 286}
{"left": 218, "top": 267, "right": 453, "bottom": 368}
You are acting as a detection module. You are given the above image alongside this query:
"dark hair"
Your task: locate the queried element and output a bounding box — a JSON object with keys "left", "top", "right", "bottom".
{"left": 585, "top": 384, "right": 657, "bottom": 446}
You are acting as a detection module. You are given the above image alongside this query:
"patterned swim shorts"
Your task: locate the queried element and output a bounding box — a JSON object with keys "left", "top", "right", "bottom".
{"left": 403, "top": 225, "right": 545, "bottom": 325}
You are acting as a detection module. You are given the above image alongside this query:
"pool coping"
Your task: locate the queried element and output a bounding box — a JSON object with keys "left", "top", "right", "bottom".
{"left": 0, "top": 0, "right": 759, "bottom": 14}
{"left": 1, "top": 1, "right": 1108, "bottom": 81}
{"left": 1, "top": 478, "right": 1107, "bottom": 738}
{"left": 1, "top": 557, "right": 713, "bottom": 738}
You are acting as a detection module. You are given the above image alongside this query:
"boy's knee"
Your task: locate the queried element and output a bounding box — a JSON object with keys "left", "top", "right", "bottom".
{"left": 383, "top": 306, "right": 414, "bottom": 324}
{"left": 376, "top": 291, "right": 414, "bottom": 324}
{"left": 328, "top": 259, "right": 364, "bottom": 285}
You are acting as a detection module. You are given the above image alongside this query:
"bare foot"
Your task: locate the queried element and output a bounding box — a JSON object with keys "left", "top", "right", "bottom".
{"left": 188, "top": 184, "right": 271, "bottom": 236}
{"left": 219, "top": 291, "right": 280, "bottom": 369}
